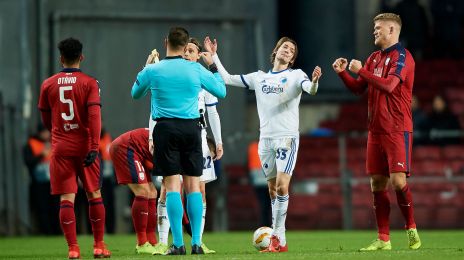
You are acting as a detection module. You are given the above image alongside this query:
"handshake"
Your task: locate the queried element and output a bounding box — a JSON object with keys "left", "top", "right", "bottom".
{"left": 145, "top": 49, "right": 160, "bottom": 65}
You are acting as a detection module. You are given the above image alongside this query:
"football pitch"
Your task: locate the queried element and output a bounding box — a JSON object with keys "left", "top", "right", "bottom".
{"left": 1, "top": 230, "right": 463, "bottom": 259}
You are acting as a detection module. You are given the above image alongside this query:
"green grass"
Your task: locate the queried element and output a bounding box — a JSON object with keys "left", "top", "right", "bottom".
{"left": 1, "top": 230, "right": 463, "bottom": 259}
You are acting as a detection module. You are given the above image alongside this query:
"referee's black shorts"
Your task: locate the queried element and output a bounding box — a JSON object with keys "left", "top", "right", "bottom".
{"left": 152, "top": 118, "right": 202, "bottom": 177}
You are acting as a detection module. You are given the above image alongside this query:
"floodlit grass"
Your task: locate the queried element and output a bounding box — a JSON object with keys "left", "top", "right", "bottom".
{"left": 0, "top": 230, "right": 463, "bottom": 259}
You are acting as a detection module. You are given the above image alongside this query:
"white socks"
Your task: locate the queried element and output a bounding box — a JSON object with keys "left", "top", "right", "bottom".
{"left": 273, "top": 194, "right": 289, "bottom": 246}
{"left": 271, "top": 198, "right": 276, "bottom": 230}
{"left": 157, "top": 199, "right": 170, "bottom": 244}
{"left": 200, "top": 202, "right": 206, "bottom": 241}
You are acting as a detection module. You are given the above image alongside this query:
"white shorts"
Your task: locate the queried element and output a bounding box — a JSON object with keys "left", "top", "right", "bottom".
{"left": 258, "top": 137, "right": 299, "bottom": 180}
{"left": 156, "top": 131, "right": 216, "bottom": 183}
{"left": 200, "top": 130, "right": 216, "bottom": 183}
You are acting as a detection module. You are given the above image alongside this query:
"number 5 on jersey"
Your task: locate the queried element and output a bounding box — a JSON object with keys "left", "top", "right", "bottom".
{"left": 59, "top": 86, "right": 74, "bottom": 120}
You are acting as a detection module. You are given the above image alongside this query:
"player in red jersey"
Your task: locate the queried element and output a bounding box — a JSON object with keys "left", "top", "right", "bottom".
{"left": 332, "top": 13, "right": 421, "bottom": 251}
{"left": 109, "top": 128, "right": 158, "bottom": 254}
{"left": 38, "top": 38, "right": 110, "bottom": 259}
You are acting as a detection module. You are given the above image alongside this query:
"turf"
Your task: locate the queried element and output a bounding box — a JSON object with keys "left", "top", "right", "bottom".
{"left": 1, "top": 230, "right": 463, "bottom": 259}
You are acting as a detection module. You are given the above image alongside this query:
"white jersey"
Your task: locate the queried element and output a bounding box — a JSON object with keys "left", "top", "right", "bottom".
{"left": 198, "top": 89, "right": 219, "bottom": 113}
{"left": 213, "top": 53, "right": 317, "bottom": 139}
{"left": 198, "top": 89, "right": 218, "bottom": 129}
{"left": 243, "top": 69, "right": 308, "bottom": 138}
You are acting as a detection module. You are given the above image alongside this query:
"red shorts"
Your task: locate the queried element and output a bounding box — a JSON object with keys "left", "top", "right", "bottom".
{"left": 366, "top": 131, "right": 412, "bottom": 177}
{"left": 110, "top": 144, "right": 152, "bottom": 184}
{"left": 50, "top": 154, "right": 102, "bottom": 195}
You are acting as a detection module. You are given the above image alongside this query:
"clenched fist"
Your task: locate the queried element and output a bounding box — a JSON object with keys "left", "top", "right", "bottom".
{"left": 348, "top": 59, "right": 362, "bottom": 74}
{"left": 332, "top": 58, "right": 348, "bottom": 73}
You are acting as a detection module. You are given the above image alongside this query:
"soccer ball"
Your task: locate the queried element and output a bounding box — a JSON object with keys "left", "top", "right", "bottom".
{"left": 252, "top": 226, "right": 273, "bottom": 250}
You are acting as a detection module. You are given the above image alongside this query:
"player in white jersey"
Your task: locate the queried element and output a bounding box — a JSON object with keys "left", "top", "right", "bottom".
{"left": 204, "top": 36, "right": 322, "bottom": 253}
{"left": 151, "top": 38, "right": 223, "bottom": 254}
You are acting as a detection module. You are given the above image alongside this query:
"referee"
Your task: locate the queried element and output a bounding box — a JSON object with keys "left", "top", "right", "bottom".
{"left": 131, "top": 27, "right": 226, "bottom": 255}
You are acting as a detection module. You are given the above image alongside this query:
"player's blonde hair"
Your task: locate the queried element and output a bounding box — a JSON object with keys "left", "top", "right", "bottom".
{"left": 374, "top": 13, "right": 402, "bottom": 28}
{"left": 270, "top": 37, "right": 298, "bottom": 68}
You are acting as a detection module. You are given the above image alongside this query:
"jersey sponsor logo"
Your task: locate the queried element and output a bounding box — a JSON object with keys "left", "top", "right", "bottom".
{"left": 63, "top": 123, "right": 79, "bottom": 131}
{"left": 397, "top": 162, "right": 405, "bottom": 168}
{"left": 261, "top": 80, "right": 284, "bottom": 94}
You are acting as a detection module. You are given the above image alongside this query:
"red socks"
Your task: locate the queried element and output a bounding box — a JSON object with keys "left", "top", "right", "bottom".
{"left": 60, "top": 200, "right": 78, "bottom": 246}
{"left": 88, "top": 197, "right": 106, "bottom": 243}
{"left": 132, "top": 196, "right": 149, "bottom": 245}
{"left": 147, "top": 199, "right": 157, "bottom": 245}
{"left": 373, "top": 190, "right": 390, "bottom": 241}
{"left": 395, "top": 184, "right": 417, "bottom": 229}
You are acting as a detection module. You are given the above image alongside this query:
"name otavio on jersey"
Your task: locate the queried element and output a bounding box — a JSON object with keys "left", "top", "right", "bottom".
{"left": 261, "top": 77, "right": 287, "bottom": 94}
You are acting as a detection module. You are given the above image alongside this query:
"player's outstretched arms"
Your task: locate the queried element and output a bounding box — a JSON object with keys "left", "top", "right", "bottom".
{"left": 205, "top": 36, "right": 256, "bottom": 89}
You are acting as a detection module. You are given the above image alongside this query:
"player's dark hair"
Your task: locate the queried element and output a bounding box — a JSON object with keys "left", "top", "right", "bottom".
{"left": 167, "top": 27, "right": 189, "bottom": 50}
{"left": 58, "top": 37, "right": 83, "bottom": 64}
{"left": 189, "top": 38, "right": 203, "bottom": 52}
{"left": 270, "top": 36, "right": 298, "bottom": 68}
{"left": 206, "top": 136, "right": 216, "bottom": 158}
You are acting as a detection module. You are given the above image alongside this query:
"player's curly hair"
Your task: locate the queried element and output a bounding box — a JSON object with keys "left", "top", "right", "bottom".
{"left": 188, "top": 38, "right": 203, "bottom": 52}
{"left": 58, "top": 37, "right": 82, "bottom": 64}
{"left": 270, "top": 37, "right": 298, "bottom": 68}
{"left": 374, "top": 13, "right": 402, "bottom": 28}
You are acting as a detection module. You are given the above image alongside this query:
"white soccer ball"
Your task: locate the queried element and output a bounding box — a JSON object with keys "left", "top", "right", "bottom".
{"left": 252, "top": 226, "right": 273, "bottom": 250}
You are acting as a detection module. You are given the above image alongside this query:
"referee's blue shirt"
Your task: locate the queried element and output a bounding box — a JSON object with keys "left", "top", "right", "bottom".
{"left": 131, "top": 56, "right": 226, "bottom": 120}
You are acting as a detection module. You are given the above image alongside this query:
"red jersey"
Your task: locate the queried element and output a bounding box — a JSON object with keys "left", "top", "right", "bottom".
{"left": 339, "top": 43, "right": 414, "bottom": 134}
{"left": 38, "top": 68, "right": 101, "bottom": 156}
{"left": 111, "top": 128, "right": 153, "bottom": 170}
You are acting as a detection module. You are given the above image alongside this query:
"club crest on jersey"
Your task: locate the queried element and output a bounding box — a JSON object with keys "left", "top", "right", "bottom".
{"left": 139, "top": 172, "right": 145, "bottom": 181}
{"left": 261, "top": 80, "right": 284, "bottom": 94}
